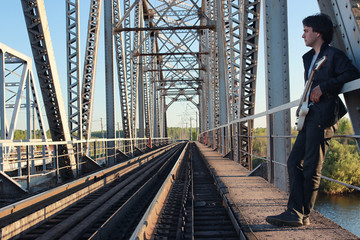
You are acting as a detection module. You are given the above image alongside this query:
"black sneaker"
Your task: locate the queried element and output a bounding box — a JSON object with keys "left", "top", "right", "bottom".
{"left": 303, "top": 216, "right": 310, "bottom": 226}
{"left": 266, "top": 210, "right": 303, "bottom": 227}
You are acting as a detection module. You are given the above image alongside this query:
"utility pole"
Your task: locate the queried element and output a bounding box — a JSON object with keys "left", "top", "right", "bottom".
{"left": 189, "top": 117, "right": 192, "bottom": 141}
{"left": 196, "top": 111, "right": 198, "bottom": 140}
{"left": 100, "top": 117, "right": 104, "bottom": 138}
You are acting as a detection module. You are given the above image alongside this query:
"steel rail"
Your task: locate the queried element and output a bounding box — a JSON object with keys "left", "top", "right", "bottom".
{"left": 132, "top": 142, "right": 242, "bottom": 239}
{"left": 35, "top": 143, "right": 184, "bottom": 240}
{"left": 130, "top": 142, "right": 189, "bottom": 239}
{"left": 0, "top": 144, "right": 177, "bottom": 240}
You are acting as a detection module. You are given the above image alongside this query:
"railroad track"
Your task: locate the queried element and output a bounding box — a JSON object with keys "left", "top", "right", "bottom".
{"left": 134, "top": 142, "right": 240, "bottom": 239}
{"left": 0, "top": 142, "right": 187, "bottom": 240}
{"left": 1, "top": 142, "right": 242, "bottom": 239}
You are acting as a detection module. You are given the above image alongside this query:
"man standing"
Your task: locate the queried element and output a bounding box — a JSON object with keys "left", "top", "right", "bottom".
{"left": 266, "top": 13, "right": 360, "bottom": 227}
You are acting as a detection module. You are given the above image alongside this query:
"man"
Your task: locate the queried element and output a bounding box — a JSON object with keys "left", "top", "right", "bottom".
{"left": 266, "top": 13, "right": 360, "bottom": 227}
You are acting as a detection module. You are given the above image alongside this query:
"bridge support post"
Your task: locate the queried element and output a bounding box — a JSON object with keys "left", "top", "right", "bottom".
{"left": 104, "top": 0, "right": 115, "bottom": 166}
{"left": 215, "top": 0, "right": 229, "bottom": 156}
{"left": 318, "top": 0, "right": 360, "bottom": 152}
{"left": 263, "top": 0, "right": 292, "bottom": 192}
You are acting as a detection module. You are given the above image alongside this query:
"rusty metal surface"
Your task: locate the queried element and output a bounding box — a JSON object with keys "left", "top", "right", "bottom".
{"left": 195, "top": 142, "right": 359, "bottom": 240}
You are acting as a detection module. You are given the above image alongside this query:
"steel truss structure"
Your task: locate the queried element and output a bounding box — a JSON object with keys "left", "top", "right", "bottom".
{"left": 0, "top": 43, "right": 47, "bottom": 143}
{"left": 17, "top": 0, "right": 262, "bottom": 175}
{"left": 318, "top": 0, "right": 360, "bottom": 151}
{"left": 226, "top": 0, "right": 260, "bottom": 167}
{"left": 21, "top": 0, "right": 76, "bottom": 180}
{"left": 66, "top": 0, "right": 82, "bottom": 140}
{"left": 16, "top": 0, "right": 263, "bottom": 177}
{"left": 2, "top": 0, "right": 359, "bottom": 194}
{"left": 81, "top": 0, "right": 103, "bottom": 141}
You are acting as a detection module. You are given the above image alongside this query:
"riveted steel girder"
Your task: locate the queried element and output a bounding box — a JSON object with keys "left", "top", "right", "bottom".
{"left": 66, "top": 0, "right": 82, "bottom": 140}
{"left": 81, "top": 0, "right": 103, "bottom": 141}
{"left": 21, "top": 0, "right": 76, "bottom": 180}
{"left": 318, "top": 0, "right": 360, "bottom": 152}
{"left": 264, "top": 0, "right": 291, "bottom": 191}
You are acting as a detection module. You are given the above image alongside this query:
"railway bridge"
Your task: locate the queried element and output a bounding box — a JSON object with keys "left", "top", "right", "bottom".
{"left": 0, "top": 0, "right": 360, "bottom": 239}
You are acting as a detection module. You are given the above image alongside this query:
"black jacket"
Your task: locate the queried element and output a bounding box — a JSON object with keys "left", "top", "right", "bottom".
{"left": 302, "top": 43, "right": 360, "bottom": 128}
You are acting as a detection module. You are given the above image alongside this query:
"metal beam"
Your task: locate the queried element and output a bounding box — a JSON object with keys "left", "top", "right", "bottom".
{"left": 66, "top": 0, "right": 82, "bottom": 140}
{"left": 146, "top": 68, "right": 205, "bottom": 72}
{"left": 81, "top": 0, "right": 103, "bottom": 141}
{"left": 0, "top": 49, "right": 6, "bottom": 140}
{"left": 114, "top": 25, "right": 215, "bottom": 32}
{"left": 104, "top": 0, "right": 115, "bottom": 164}
{"left": 113, "top": 0, "right": 132, "bottom": 140}
{"left": 264, "top": 0, "right": 291, "bottom": 192}
{"left": 135, "top": 51, "right": 209, "bottom": 56}
{"left": 318, "top": 0, "right": 360, "bottom": 152}
{"left": 21, "top": 0, "right": 76, "bottom": 181}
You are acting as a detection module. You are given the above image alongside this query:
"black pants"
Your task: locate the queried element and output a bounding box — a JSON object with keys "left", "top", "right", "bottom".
{"left": 287, "top": 109, "right": 335, "bottom": 218}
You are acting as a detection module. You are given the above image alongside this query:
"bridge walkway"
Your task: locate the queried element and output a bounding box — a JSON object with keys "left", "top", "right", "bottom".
{"left": 195, "top": 142, "right": 358, "bottom": 240}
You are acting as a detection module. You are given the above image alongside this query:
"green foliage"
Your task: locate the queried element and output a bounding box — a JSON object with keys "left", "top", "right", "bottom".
{"left": 321, "top": 139, "right": 360, "bottom": 194}
{"left": 336, "top": 118, "right": 356, "bottom": 145}
{"left": 167, "top": 127, "right": 198, "bottom": 140}
{"left": 91, "top": 130, "right": 124, "bottom": 138}
{"left": 252, "top": 128, "right": 267, "bottom": 158}
{"left": 253, "top": 157, "right": 266, "bottom": 169}
{"left": 13, "top": 130, "right": 27, "bottom": 140}
{"left": 320, "top": 118, "right": 360, "bottom": 194}
{"left": 8, "top": 129, "right": 50, "bottom": 140}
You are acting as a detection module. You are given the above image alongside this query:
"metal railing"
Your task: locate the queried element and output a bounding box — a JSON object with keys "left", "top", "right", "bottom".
{"left": 199, "top": 79, "right": 360, "bottom": 192}
{"left": 0, "top": 137, "right": 171, "bottom": 191}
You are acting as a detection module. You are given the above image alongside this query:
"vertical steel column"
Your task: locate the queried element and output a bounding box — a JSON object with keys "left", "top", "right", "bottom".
{"left": 0, "top": 146, "right": 3, "bottom": 172}
{"left": 151, "top": 34, "right": 158, "bottom": 138}
{"left": 66, "top": 0, "right": 82, "bottom": 140}
{"left": 0, "top": 49, "right": 6, "bottom": 171}
{"left": 144, "top": 28, "right": 151, "bottom": 138}
{"left": 152, "top": 81, "right": 158, "bottom": 138}
{"left": 238, "top": 0, "right": 260, "bottom": 168}
{"left": 138, "top": 43, "right": 145, "bottom": 137}
{"left": 216, "top": 0, "right": 229, "bottom": 155}
{"left": 21, "top": 0, "right": 76, "bottom": 180}
{"left": 0, "top": 49, "right": 6, "bottom": 140}
{"left": 161, "top": 95, "right": 166, "bottom": 137}
{"left": 81, "top": 0, "right": 103, "bottom": 141}
{"left": 113, "top": 0, "right": 132, "bottom": 140}
{"left": 104, "top": 0, "right": 115, "bottom": 165}
{"left": 132, "top": 3, "right": 141, "bottom": 138}
{"left": 318, "top": 0, "right": 360, "bottom": 152}
{"left": 264, "top": 0, "right": 291, "bottom": 192}
{"left": 26, "top": 71, "right": 31, "bottom": 140}
{"left": 201, "top": 0, "right": 212, "bottom": 134}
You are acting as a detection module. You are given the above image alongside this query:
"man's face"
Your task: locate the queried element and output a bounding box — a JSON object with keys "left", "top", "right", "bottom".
{"left": 302, "top": 26, "right": 320, "bottom": 48}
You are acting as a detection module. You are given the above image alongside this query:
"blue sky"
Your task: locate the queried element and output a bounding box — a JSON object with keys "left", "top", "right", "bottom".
{"left": 0, "top": 0, "right": 320, "bottom": 131}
